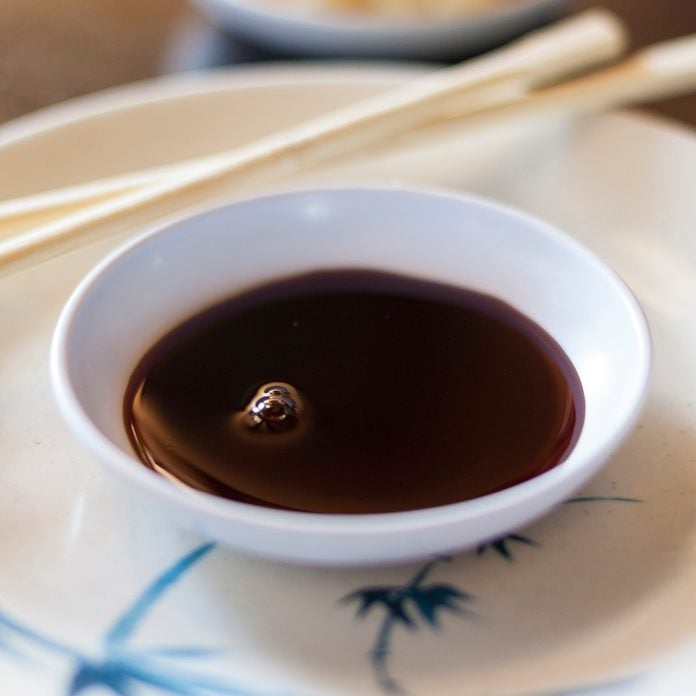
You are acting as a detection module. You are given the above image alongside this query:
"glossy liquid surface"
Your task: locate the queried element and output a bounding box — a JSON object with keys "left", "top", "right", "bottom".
{"left": 125, "top": 270, "right": 583, "bottom": 514}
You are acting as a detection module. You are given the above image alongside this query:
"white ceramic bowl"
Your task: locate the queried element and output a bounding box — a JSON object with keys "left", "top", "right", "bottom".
{"left": 189, "top": 0, "right": 572, "bottom": 59}
{"left": 51, "top": 187, "right": 650, "bottom": 566}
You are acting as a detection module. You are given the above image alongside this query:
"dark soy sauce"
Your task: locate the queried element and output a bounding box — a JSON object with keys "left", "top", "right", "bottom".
{"left": 125, "top": 270, "right": 584, "bottom": 514}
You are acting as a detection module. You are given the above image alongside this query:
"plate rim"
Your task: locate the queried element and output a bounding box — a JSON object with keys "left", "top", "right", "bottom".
{"left": 0, "top": 62, "right": 694, "bottom": 157}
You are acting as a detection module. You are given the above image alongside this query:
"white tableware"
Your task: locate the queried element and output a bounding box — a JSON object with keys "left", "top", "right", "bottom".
{"left": 0, "top": 65, "right": 694, "bottom": 696}
{"left": 189, "top": 0, "right": 572, "bottom": 58}
{"left": 51, "top": 185, "right": 650, "bottom": 566}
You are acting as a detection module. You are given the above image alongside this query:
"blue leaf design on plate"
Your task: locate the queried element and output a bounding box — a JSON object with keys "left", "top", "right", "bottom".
{"left": 408, "top": 585, "right": 474, "bottom": 627}
{"left": 343, "top": 588, "right": 417, "bottom": 628}
{"left": 105, "top": 542, "right": 215, "bottom": 647}
{"left": 0, "top": 610, "right": 81, "bottom": 659}
{"left": 69, "top": 662, "right": 136, "bottom": 696}
{"left": 0, "top": 543, "right": 278, "bottom": 696}
{"left": 477, "top": 533, "right": 540, "bottom": 562}
{"left": 344, "top": 491, "right": 645, "bottom": 694}
{"left": 68, "top": 652, "right": 267, "bottom": 696}
{"left": 343, "top": 556, "right": 475, "bottom": 694}
{"left": 69, "top": 655, "right": 258, "bottom": 695}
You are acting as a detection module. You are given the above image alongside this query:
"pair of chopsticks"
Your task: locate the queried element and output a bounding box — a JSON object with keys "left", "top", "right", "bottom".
{"left": 1, "top": 9, "right": 695, "bottom": 276}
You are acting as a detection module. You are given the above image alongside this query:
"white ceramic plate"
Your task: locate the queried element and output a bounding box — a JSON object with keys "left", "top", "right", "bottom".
{"left": 0, "top": 65, "right": 695, "bottom": 696}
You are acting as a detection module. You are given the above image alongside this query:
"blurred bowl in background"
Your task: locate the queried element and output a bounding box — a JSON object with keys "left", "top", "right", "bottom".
{"left": 188, "top": 0, "right": 572, "bottom": 60}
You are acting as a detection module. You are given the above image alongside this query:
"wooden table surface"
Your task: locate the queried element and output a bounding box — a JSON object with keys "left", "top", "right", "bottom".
{"left": 0, "top": 0, "right": 694, "bottom": 126}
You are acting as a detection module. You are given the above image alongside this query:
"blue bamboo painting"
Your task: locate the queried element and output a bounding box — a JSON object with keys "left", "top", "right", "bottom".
{"left": 343, "top": 557, "right": 476, "bottom": 694}
{"left": 476, "top": 496, "right": 642, "bottom": 560}
{"left": 477, "top": 533, "right": 539, "bottom": 560}
{"left": 344, "top": 494, "right": 642, "bottom": 693}
{"left": 0, "top": 494, "right": 643, "bottom": 696}
{"left": 0, "top": 542, "right": 271, "bottom": 696}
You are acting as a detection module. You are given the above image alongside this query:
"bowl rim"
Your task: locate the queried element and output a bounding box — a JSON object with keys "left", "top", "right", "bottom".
{"left": 192, "top": 0, "right": 572, "bottom": 35}
{"left": 50, "top": 184, "right": 651, "bottom": 537}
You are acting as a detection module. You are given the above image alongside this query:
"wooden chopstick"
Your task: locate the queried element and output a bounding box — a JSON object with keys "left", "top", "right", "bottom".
{"left": 0, "top": 9, "right": 624, "bottom": 230}
{"left": 0, "top": 11, "right": 637, "bottom": 275}
{"left": 449, "top": 33, "right": 696, "bottom": 131}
